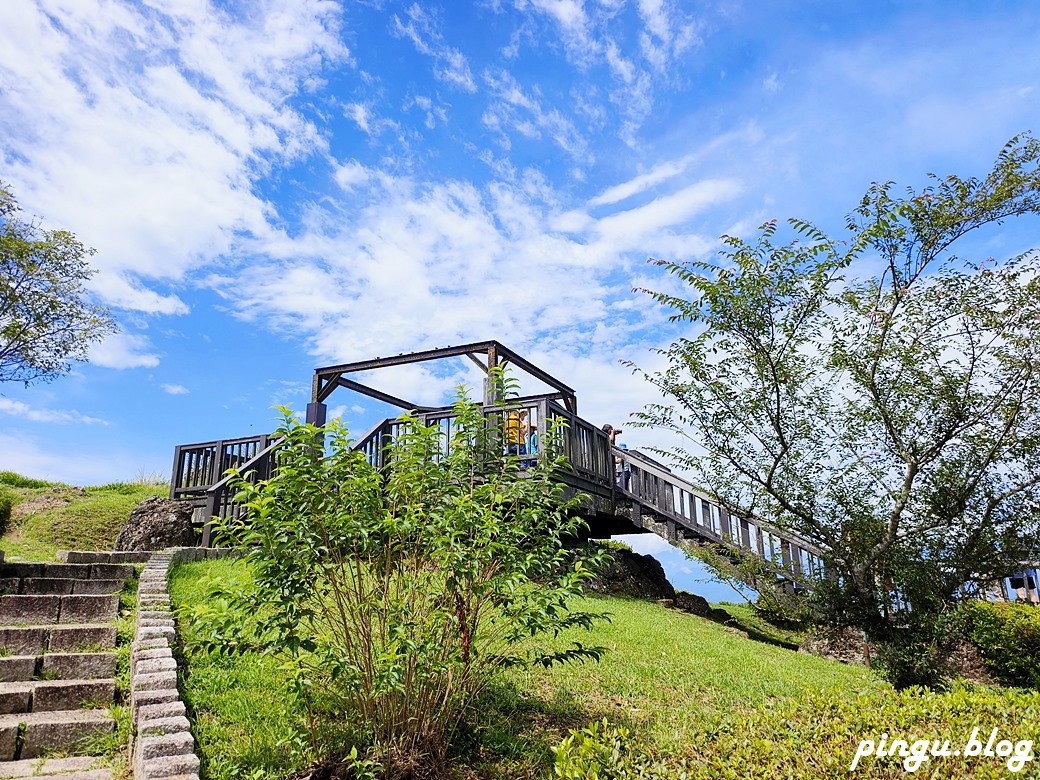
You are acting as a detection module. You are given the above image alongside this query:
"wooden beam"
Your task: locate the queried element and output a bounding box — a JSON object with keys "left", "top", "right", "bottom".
{"left": 335, "top": 376, "right": 439, "bottom": 412}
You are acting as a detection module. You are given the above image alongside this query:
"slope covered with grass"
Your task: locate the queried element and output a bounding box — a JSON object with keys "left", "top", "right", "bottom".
{"left": 0, "top": 471, "right": 164, "bottom": 560}
{"left": 169, "top": 557, "right": 879, "bottom": 779}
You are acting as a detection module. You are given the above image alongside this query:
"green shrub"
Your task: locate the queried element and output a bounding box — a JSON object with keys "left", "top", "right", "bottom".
{"left": 551, "top": 719, "right": 688, "bottom": 779}
{"left": 963, "top": 600, "right": 1040, "bottom": 689}
{"left": 184, "top": 378, "right": 607, "bottom": 777}
{"left": 0, "top": 487, "right": 14, "bottom": 536}
{"left": 0, "top": 471, "right": 53, "bottom": 488}
{"left": 693, "top": 684, "right": 1040, "bottom": 778}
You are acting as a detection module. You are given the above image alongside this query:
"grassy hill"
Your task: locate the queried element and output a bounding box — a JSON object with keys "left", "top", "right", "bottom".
{"left": 168, "top": 556, "right": 879, "bottom": 780}
{"left": 3, "top": 471, "right": 1037, "bottom": 779}
{"left": 0, "top": 470, "right": 164, "bottom": 560}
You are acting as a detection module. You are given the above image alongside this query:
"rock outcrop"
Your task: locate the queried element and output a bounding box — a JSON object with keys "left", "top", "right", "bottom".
{"left": 115, "top": 497, "right": 196, "bottom": 551}
{"left": 584, "top": 547, "right": 676, "bottom": 600}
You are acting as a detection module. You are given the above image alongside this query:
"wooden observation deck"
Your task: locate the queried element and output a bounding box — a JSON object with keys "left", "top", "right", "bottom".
{"left": 170, "top": 340, "right": 826, "bottom": 583}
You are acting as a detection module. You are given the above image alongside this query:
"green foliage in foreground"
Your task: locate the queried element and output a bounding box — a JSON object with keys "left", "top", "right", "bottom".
{"left": 0, "top": 474, "right": 163, "bottom": 560}
{"left": 170, "top": 558, "right": 879, "bottom": 779}
{"left": 182, "top": 389, "right": 606, "bottom": 777}
{"left": 692, "top": 685, "right": 1040, "bottom": 779}
{"left": 552, "top": 720, "right": 689, "bottom": 779}
{"left": 963, "top": 600, "right": 1040, "bottom": 689}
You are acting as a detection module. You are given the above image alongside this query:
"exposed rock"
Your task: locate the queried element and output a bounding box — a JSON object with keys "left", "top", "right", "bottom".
{"left": 115, "top": 496, "right": 197, "bottom": 551}
{"left": 673, "top": 590, "right": 735, "bottom": 623}
{"left": 584, "top": 547, "right": 676, "bottom": 600}
{"left": 943, "top": 639, "right": 994, "bottom": 686}
{"left": 675, "top": 590, "right": 711, "bottom": 616}
{"left": 799, "top": 626, "right": 875, "bottom": 666}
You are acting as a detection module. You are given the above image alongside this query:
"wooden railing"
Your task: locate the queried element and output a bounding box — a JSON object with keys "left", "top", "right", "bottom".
{"left": 170, "top": 435, "right": 275, "bottom": 501}
{"left": 613, "top": 446, "right": 826, "bottom": 582}
{"left": 169, "top": 400, "right": 824, "bottom": 585}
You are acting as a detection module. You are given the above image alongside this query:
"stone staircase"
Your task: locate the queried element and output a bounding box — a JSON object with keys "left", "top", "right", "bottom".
{"left": 0, "top": 550, "right": 144, "bottom": 779}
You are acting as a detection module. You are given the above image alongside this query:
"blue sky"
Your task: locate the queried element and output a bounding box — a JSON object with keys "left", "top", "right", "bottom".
{"left": 2, "top": 1, "right": 1039, "bottom": 598}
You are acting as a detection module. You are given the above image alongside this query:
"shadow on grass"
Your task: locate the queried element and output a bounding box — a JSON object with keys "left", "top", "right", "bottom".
{"left": 448, "top": 678, "right": 622, "bottom": 780}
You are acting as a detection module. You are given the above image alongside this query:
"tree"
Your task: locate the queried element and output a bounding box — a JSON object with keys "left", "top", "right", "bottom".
{"left": 633, "top": 135, "right": 1040, "bottom": 668}
{"left": 0, "top": 183, "right": 116, "bottom": 385}
{"left": 185, "top": 383, "right": 606, "bottom": 775}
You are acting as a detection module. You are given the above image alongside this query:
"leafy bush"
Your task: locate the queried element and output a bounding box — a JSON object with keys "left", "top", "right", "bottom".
{"left": 0, "top": 471, "right": 54, "bottom": 488}
{"left": 552, "top": 719, "right": 689, "bottom": 779}
{"left": 184, "top": 383, "right": 607, "bottom": 777}
{"left": 694, "top": 684, "right": 1040, "bottom": 778}
{"left": 0, "top": 487, "right": 14, "bottom": 536}
{"left": 963, "top": 600, "right": 1040, "bottom": 689}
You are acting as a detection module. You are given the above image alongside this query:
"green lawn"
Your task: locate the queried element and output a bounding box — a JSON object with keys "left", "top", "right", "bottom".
{"left": 168, "top": 558, "right": 879, "bottom": 779}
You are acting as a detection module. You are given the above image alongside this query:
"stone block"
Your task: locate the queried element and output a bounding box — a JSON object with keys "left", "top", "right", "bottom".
{"left": 0, "top": 564, "right": 41, "bottom": 579}
{"left": 132, "top": 637, "right": 170, "bottom": 653}
{"left": 137, "top": 700, "right": 186, "bottom": 721}
{"left": 72, "top": 578, "right": 125, "bottom": 595}
{"left": 132, "top": 671, "right": 178, "bottom": 692}
{"left": 0, "top": 755, "right": 104, "bottom": 776}
{"left": 137, "top": 731, "right": 195, "bottom": 761}
{"left": 0, "top": 628, "right": 45, "bottom": 656}
{"left": 138, "top": 625, "right": 176, "bottom": 642}
{"left": 0, "top": 682, "right": 32, "bottom": 713}
{"left": 0, "top": 655, "right": 37, "bottom": 683}
{"left": 0, "top": 595, "right": 60, "bottom": 625}
{"left": 0, "top": 717, "right": 17, "bottom": 760}
{"left": 138, "top": 752, "right": 200, "bottom": 780}
{"left": 37, "top": 564, "right": 92, "bottom": 579}
{"left": 32, "top": 679, "right": 115, "bottom": 711}
{"left": 21, "top": 577, "right": 74, "bottom": 595}
{"left": 134, "top": 657, "right": 177, "bottom": 677}
{"left": 58, "top": 594, "right": 120, "bottom": 623}
{"left": 89, "top": 563, "right": 135, "bottom": 580}
{"left": 41, "top": 651, "right": 117, "bottom": 680}
{"left": 48, "top": 624, "right": 117, "bottom": 652}
{"left": 131, "top": 687, "right": 178, "bottom": 718}
{"left": 139, "top": 714, "right": 191, "bottom": 737}
{"left": 17, "top": 709, "right": 115, "bottom": 758}
{"left": 58, "top": 550, "right": 104, "bottom": 563}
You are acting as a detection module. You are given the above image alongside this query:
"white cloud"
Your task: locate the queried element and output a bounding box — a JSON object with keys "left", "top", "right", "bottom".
{"left": 161, "top": 384, "right": 189, "bottom": 395}
{"left": 392, "top": 4, "right": 477, "bottom": 92}
{"left": 88, "top": 333, "right": 160, "bottom": 369}
{"left": 483, "top": 69, "right": 590, "bottom": 161}
{"left": 0, "top": 0, "right": 348, "bottom": 313}
{"left": 0, "top": 398, "right": 108, "bottom": 425}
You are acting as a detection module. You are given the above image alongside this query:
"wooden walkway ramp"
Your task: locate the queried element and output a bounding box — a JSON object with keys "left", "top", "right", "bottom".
{"left": 169, "top": 341, "right": 824, "bottom": 585}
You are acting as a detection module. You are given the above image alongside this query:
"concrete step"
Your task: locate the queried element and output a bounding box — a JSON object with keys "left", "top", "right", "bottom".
{"left": 0, "top": 625, "right": 117, "bottom": 656}
{"left": 0, "top": 595, "right": 120, "bottom": 626}
{"left": 0, "top": 579, "right": 124, "bottom": 597}
{"left": 58, "top": 550, "right": 152, "bottom": 565}
{"left": 0, "top": 564, "right": 135, "bottom": 582}
{"left": 0, "top": 653, "right": 117, "bottom": 683}
{"left": 0, "top": 755, "right": 112, "bottom": 778}
{"left": 0, "top": 679, "right": 115, "bottom": 713}
{"left": 0, "top": 709, "right": 115, "bottom": 760}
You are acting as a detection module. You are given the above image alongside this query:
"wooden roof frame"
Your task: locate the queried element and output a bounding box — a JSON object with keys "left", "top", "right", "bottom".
{"left": 311, "top": 339, "right": 578, "bottom": 414}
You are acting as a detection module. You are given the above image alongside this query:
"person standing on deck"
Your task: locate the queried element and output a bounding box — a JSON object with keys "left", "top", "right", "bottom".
{"left": 505, "top": 409, "right": 529, "bottom": 468}
{"left": 602, "top": 424, "right": 630, "bottom": 489}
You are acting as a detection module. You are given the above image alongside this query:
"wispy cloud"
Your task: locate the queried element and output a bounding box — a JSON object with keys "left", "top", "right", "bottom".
{"left": 483, "top": 69, "right": 590, "bottom": 161}
{"left": 0, "top": 398, "right": 108, "bottom": 425}
{"left": 161, "top": 384, "right": 189, "bottom": 395}
{"left": 392, "top": 4, "right": 477, "bottom": 92}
